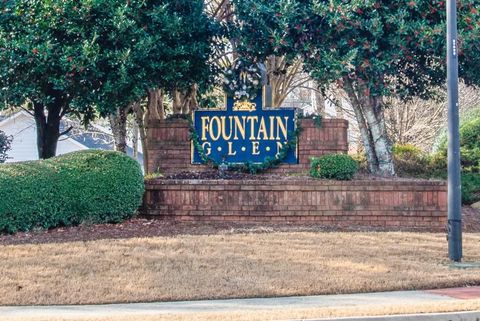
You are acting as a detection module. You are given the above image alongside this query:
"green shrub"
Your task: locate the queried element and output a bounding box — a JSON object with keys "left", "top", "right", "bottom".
{"left": 393, "top": 143, "right": 431, "bottom": 178}
{"left": 432, "top": 172, "right": 480, "bottom": 205}
{"left": 462, "top": 173, "right": 480, "bottom": 205}
{"left": 459, "top": 118, "right": 480, "bottom": 172}
{"left": 0, "top": 150, "right": 144, "bottom": 233}
{"left": 393, "top": 144, "right": 422, "bottom": 159}
{"left": 434, "top": 116, "right": 480, "bottom": 173}
{"left": 0, "top": 130, "right": 12, "bottom": 163}
{"left": 310, "top": 153, "right": 358, "bottom": 180}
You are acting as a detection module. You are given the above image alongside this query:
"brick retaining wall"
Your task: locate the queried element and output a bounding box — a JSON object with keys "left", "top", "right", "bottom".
{"left": 146, "top": 118, "right": 348, "bottom": 174}
{"left": 142, "top": 179, "right": 447, "bottom": 231}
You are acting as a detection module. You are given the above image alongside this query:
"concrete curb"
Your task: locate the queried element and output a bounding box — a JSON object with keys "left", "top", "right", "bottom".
{"left": 297, "top": 311, "right": 480, "bottom": 321}
{"left": 0, "top": 288, "right": 479, "bottom": 320}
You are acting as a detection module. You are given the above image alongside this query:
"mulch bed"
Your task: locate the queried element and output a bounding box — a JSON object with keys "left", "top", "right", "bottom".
{"left": 157, "top": 170, "right": 444, "bottom": 181}
{"left": 164, "top": 170, "right": 270, "bottom": 180}
{"left": 463, "top": 206, "right": 480, "bottom": 233}
{"left": 0, "top": 206, "right": 478, "bottom": 246}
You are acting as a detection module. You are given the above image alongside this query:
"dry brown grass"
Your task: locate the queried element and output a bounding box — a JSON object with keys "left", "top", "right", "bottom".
{"left": 1, "top": 232, "right": 480, "bottom": 306}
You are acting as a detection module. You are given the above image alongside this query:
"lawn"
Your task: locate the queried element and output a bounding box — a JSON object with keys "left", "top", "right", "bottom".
{"left": 1, "top": 231, "right": 480, "bottom": 306}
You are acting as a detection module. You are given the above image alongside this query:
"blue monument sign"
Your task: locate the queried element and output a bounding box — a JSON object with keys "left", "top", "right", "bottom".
{"left": 192, "top": 89, "right": 298, "bottom": 164}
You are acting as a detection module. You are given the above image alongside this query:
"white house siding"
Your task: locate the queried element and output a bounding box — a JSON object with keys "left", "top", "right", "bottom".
{"left": 0, "top": 111, "right": 87, "bottom": 163}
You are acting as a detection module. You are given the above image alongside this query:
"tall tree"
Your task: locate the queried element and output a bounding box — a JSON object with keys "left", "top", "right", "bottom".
{"left": 295, "top": 1, "right": 480, "bottom": 176}
{"left": 0, "top": 0, "right": 99, "bottom": 159}
{"left": 129, "top": 0, "right": 219, "bottom": 170}
{"left": 0, "top": 0, "right": 217, "bottom": 161}
{"left": 204, "top": 0, "right": 308, "bottom": 108}
{"left": 234, "top": 0, "right": 480, "bottom": 176}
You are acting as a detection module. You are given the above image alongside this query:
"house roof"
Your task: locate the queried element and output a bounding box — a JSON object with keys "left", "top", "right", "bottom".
{"left": 0, "top": 110, "right": 32, "bottom": 128}
{"left": 0, "top": 110, "right": 143, "bottom": 163}
{"left": 60, "top": 120, "right": 142, "bottom": 162}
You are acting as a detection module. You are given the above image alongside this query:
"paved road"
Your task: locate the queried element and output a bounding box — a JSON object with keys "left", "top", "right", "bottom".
{"left": 1, "top": 287, "right": 479, "bottom": 320}
{"left": 303, "top": 311, "right": 480, "bottom": 321}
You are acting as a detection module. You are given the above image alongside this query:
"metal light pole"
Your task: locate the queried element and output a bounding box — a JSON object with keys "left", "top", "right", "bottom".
{"left": 446, "top": 0, "right": 462, "bottom": 262}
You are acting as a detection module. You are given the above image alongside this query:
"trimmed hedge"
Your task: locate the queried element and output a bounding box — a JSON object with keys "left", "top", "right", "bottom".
{"left": 310, "top": 153, "right": 358, "bottom": 180}
{"left": 0, "top": 150, "right": 144, "bottom": 233}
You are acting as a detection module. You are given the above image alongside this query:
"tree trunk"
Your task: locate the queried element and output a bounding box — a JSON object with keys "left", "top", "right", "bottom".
{"left": 133, "top": 101, "right": 149, "bottom": 172}
{"left": 343, "top": 77, "right": 395, "bottom": 176}
{"left": 313, "top": 84, "right": 326, "bottom": 116}
{"left": 343, "top": 80, "right": 379, "bottom": 173}
{"left": 266, "top": 56, "right": 304, "bottom": 108}
{"left": 132, "top": 119, "right": 139, "bottom": 159}
{"left": 109, "top": 107, "right": 128, "bottom": 153}
{"left": 172, "top": 89, "right": 182, "bottom": 115}
{"left": 33, "top": 101, "right": 62, "bottom": 159}
{"left": 138, "top": 88, "right": 165, "bottom": 173}
{"left": 147, "top": 89, "right": 164, "bottom": 120}
{"left": 182, "top": 84, "right": 199, "bottom": 114}
{"left": 171, "top": 85, "right": 198, "bottom": 115}
{"left": 362, "top": 99, "right": 395, "bottom": 176}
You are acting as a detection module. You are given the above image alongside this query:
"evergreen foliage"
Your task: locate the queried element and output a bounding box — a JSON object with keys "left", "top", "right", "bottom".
{"left": 435, "top": 116, "right": 480, "bottom": 173}
{"left": 0, "top": 130, "right": 12, "bottom": 163}
{"left": 310, "top": 154, "right": 358, "bottom": 180}
{"left": 392, "top": 144, "right": 430, "bottom": 177}
{"left": 0, "top": 150, "right": 144, "bottom": 233}
{"left": 0, "top": 0, "right": 217, "bottom": 157}
{"left": 232, "top": 0, "right": 480, "bottom": 176}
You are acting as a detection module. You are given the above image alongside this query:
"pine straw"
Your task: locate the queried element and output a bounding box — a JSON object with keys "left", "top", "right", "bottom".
{"left": 1, "top": 232, "right": 480, "bottom": 306}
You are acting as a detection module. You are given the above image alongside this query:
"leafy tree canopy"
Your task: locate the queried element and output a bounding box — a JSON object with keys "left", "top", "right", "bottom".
{"left": 0, "top": 0, "right": 218, "bottom": 158}
{"left": 252, "top": 0, "right": 480, "bottom": 99}
{"left": 90, "top": 0, "right": 220, "bottom": 116}
{"left": 231, "top": 0, "right": 480, "bottom": 176}
{"left": 0, "top": 0, "right": 99, "bottom": 122}
{"left": 0, "top": 0, "right": 218, "bottom": 117}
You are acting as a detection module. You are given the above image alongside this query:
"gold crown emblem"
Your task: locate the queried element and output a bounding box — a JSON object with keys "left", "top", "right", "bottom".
{"left": 233, "top": 100, "right": 256, "bottom": 112}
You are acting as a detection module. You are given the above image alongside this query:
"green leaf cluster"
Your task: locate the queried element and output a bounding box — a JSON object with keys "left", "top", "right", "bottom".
{"left": 0, "top": 0, "right": 219, "bottom": 119}
{"left": 461, "top": 173, "right": 480, "bottom": 205}
{"left": 232, "top": 0, "right": 480, "bottom": 100}
{"left": 390, "top": 120, "right": 480, "bottom": 204}
{"left": 435, "top": 116, "right": 480, "bottom": 173}
{"left": 310, "top": 154, "right": 358, "bottom": 180}
{"left": 392, "top": 143, "right": 430, "bottom": 178}
{"left": 0, "top": 130, "right": 12, "bottom": 163}
{"left": 0, "top": 150, "right": 144, "bottom": 234}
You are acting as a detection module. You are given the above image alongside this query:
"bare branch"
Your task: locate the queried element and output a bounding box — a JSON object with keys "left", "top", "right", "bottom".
{"left": 59, "top": 126, "right": 73, "bottom": 137}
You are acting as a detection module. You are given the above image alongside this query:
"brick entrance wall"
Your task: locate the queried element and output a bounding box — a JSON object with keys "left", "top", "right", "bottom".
{"left": 142, "top": 179, "right": 447, "bottom": 231}
{"left": 143, "top": 117, "right": 448, "bottom": 231}
{"left": 146, "top": 118, "right": 348, "bottom": 174}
